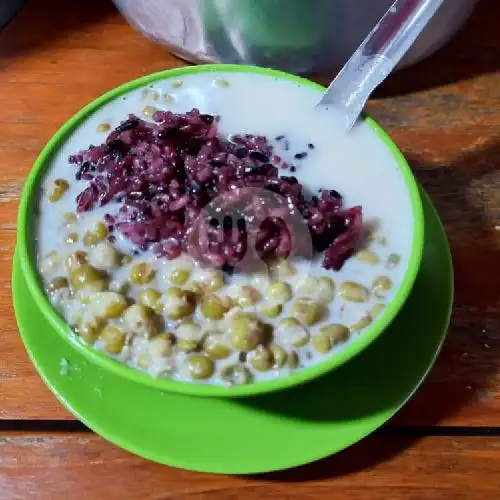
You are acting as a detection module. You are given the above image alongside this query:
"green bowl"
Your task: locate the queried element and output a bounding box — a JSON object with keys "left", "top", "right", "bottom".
{"left": 16, "top": 64, "right": 425, "bottom": 398}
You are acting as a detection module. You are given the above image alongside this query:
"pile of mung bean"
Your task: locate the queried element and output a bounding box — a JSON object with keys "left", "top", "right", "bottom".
{"left": 39, "top": 173, "right": 401, "bottom": 387}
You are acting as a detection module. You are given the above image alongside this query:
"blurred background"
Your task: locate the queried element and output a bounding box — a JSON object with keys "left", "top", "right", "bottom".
{"left": 0, "top": 0, "right": 491, "bottom": 80}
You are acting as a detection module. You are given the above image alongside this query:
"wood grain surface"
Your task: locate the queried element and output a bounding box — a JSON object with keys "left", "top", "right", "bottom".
{"left": 1, "top": 432, "right": 500, "bottom": 499}
{"left": 0, "top": 0, "right": 499, "bottom": 495}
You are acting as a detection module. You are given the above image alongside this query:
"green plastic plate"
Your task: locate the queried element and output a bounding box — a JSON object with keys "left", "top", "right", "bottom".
{"left": 12, "top": 188, "right": 452, "bottom": 474}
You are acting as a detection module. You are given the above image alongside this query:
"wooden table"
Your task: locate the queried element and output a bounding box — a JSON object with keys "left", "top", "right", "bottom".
{"left": 1, "top": 1, "right": 499, "bottom": 497}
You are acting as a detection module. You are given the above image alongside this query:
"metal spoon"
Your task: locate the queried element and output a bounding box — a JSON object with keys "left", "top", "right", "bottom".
{"left": 318, "top": 0, "right": 444, "bottom": 131}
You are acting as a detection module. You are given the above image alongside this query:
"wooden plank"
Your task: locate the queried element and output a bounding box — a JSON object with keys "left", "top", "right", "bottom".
{"left": 0, "top": 433, "right": 500, "bottom": 499}
{"left": 0, "top": 0, "right": 499, "bottom": 425}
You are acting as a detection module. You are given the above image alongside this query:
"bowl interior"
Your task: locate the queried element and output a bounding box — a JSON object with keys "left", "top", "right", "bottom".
{"left": 17, "top": 64, "right": 424, "bottom": 398}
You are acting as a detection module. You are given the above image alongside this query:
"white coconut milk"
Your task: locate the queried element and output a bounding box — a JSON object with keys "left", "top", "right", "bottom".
{"left": 35, "top": 71, "right": 414, "bottom": 384}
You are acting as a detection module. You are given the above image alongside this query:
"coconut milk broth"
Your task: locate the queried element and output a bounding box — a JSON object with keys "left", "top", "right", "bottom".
{"left": 36, "top": 72, "right": 414, "bottom": 383}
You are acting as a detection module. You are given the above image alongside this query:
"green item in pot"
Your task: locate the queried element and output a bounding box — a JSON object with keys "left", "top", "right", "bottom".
{"left": 202, "top": 0, "right": 330, "bottom": 60}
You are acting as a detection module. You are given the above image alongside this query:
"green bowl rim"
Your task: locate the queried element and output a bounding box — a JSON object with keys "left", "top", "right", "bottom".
{"left": 16, "top": 64, "right": 425, "bottom": 398}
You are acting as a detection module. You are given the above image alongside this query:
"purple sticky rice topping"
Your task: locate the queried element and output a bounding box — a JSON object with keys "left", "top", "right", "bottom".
{"left": 69, "top": 109, "right": 362, "bottom": 270}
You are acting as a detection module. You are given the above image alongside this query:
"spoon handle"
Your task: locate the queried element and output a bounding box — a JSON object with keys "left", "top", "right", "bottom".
{"left": 319, "top": 0, "right": 444, "bottom": 131}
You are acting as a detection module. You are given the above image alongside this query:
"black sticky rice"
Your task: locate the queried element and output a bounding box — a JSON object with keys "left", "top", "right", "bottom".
{"left": 69, "top": 109, "right": 362, "bottom": 270}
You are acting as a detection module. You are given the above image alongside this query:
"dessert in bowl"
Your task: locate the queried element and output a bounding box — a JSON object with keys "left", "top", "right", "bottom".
{"left": 17, "top": 65, "right": 424, "bottom": 397}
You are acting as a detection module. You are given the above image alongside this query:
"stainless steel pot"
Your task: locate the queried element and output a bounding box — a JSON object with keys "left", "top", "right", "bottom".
{"left": 114, "top": 0, "right": 478, "bottom": 74}
{"left": 0, "top": 0, "right": 25, "bottom": 30}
